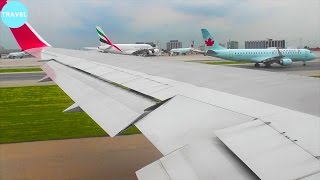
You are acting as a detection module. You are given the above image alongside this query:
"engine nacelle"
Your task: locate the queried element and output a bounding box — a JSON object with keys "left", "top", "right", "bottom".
{"left": 98, "top": 45, "right": 110, "bottom": 51}
{"left": 148, "top": 49, "right": 160, "bottom": 55}
{"left": 279, "top": 58, "right": 292, "bottom": 66}
{"left": 153, "top": 49, "right": 160, "bottom": 54}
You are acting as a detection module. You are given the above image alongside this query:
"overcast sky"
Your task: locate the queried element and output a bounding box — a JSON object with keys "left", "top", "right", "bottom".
{"left": 1, "top": 0, "right": 319, "bottom": 49}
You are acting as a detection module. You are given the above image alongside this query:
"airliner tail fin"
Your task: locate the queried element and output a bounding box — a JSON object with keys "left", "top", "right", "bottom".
{"left": 10, "top": 23, "right": 51, "bottom": 51}
{"left": 1, "top": 0, "right": 50, "bottom": 53}
{"left": 201, "top": 29, "right": 225, "bottom": 51}
{"left": 96, "top": 26, "right": 113, "bottom": 46}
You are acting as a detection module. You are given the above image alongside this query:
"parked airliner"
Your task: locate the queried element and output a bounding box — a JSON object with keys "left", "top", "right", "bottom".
{"left": 96, "top": 26, "right": 160, "bottom": 56}
{"left": 170, "top": 41, "right": 195, "bottom": 56}
{"left": 6, "top": 51, "right": 27, "bottom": 59}
{"left": 201, "top": 29, "right": 316, "bottom": 67}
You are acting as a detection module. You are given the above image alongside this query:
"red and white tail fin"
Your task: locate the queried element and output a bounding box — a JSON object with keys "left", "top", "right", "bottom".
{"left": 10, "top": 23, "right": 51, "bottom": 51}
{"left": 0, "top": 0, "right": 6, "bottom": 11}
{"left": 1, "top": 0, "right": 50, "bottom": 57}
{"left": 190, "top": 41, "right": 195, "bottom": 48}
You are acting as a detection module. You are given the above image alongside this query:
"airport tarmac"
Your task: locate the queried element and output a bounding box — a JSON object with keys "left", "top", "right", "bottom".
{"left": 192, "top": 52, "right": 320, "bottom": 77}
{"left": 228, "top": 59, "right": 320, "bottom": 76}
{"left": 0, "top": 135, "right": 162, "bottom": 180}
{"left": 0, "top": 72, "right": 53, "bottom": 87}
{"left": 0, "top": 58, "right": 44, "bottom": 68}
{"left": 0, "top": 72, "right": 45, "bottom": 81}
{"left": 1, "top": 54, "right": 319, "bottom": 88}
{"left": 1, "top": 53, "right": 319, "bottom": 179}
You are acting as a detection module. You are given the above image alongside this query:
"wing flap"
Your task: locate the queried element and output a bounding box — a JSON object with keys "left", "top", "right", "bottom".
{"left": 137, "top": 141, "right": 258, "bottom": 180}
{"left": 260, "top": 110, "right": 320, "bottom": 157}
{"left": 215, "top": 120, "right": 320, "bottom": 180}
{"left": 302, "top": 172, "right": 320, "bottom": 180}
{"left": 85, "top": 65, "right": 117, "bottom": 76}
{"left": 136, "top": 161, "right": 171, "bottom": 180}
{"left": 100, "top": 71, "right": 140, "bottom": 84}
{"left": 135, "top": 95, "right": 254, "bottom": 155}
{"left": 50, "top": 52, "right": 173, "bottom": 99}
{"left": 135, "top": 95, "right": 320, "bottom": 179}
{"left": 73, "top": 61, "right": 97, "bottom": 70}
{"left": 42, "top": 61, "right": 155, "bottom": 137}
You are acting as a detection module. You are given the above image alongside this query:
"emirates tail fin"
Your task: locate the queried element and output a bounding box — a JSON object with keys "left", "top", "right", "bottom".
{"left": 96, "top": 26, "right": 113, "bottom": 46}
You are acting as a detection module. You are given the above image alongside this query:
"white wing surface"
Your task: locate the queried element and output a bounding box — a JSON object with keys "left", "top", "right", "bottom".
{"left": 40, "top": 47, "right": 320, "bottom": 179}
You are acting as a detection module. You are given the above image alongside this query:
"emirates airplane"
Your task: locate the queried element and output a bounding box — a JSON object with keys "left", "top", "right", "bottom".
{"left": 95, "top": 26, "right": 160, "bottom": 56}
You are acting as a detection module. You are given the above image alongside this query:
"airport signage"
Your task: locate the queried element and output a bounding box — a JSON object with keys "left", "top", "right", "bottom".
{"left": 1, "top": 1, "right": 28, "bottom": 28}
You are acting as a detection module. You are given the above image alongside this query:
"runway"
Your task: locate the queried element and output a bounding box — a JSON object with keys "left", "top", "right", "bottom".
{"left": 229, "top": 60, "right": 320, "bottom": 75}
{"left": 0, "top": 72, "right": 45, "bottom": 81}
{"left": 0, "top": 59, "right": 318, "bottom": 87}
{"left": 0, "top": 72, "right": 52, "bottom": 87}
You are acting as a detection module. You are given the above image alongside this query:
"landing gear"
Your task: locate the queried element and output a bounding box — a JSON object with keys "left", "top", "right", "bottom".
{"left": 141, "top": 50, "right": 149, "bottom": 57}
{"left": 265, "top": 63, "right": 271, "bottom": 68}
{"left": 255, "top": 63, "right": 260, "bottom": 68}
{"left": 303, "top": 61, "right": 306, "bottom": 66}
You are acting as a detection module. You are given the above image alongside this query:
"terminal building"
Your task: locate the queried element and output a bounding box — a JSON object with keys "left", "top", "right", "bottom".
{"left": 167, "top": 40, "right": 182, "bottom": 51}
{"left": 245, "top": 39, "right": 285, "bottom": 49}
{"left": 227, "top": 41, "right": 239, "bottom": 49}
{"left": 220, "top": 41, "right": 239, "bottom": 49}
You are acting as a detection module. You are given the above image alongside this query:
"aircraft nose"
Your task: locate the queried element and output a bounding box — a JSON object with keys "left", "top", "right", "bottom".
{"left": 311, "top": 52, "right": 317, "bottom": 59}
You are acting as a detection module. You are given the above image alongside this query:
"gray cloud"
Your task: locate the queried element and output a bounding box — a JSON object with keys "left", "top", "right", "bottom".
{"left": 0, "top": 0, "right": 319, "bottom": 49}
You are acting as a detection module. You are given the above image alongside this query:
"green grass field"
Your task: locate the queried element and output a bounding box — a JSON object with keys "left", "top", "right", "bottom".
{"left": 0, "top": 68, "right": 42, "bottom": 73}
{"left": 0, "top": 85, "right": 140, "bottom": 144}
{"left": 203, "top": 61, "right": 251, "bottom": 65}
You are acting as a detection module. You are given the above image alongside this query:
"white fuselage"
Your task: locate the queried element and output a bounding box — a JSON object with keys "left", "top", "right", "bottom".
{"left": 7, "top": 52, "right": 26, "bottom": 59}
{"left": 170, "top": 48, "right": 194, "bottom": 55}
{"left": 212, "top": 49, "right": 316, "bottom": 62}
{"left": 99, "top": 44, "right": 158, "bottom": 55}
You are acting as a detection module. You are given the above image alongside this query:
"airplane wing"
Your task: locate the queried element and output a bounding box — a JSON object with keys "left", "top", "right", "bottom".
{"left": 252, "top": 48, "right": 291, "bottom": 64}
{"left": 41, "top": 47, "right": 320, "bottom": 179}
{"left": 123, "top": 49, "right": 140, "bottom": 55}
{"left": 131, "top": 48, "right": 159, "bottom": 56}
{"left": 252, "top": 56, "right": 274, "bottom": 62}
{"left": 82, "top": 47, "right": 100, "bottom": 51}
{"left": 3, "top": 3, "right": 319, "bottom": 178}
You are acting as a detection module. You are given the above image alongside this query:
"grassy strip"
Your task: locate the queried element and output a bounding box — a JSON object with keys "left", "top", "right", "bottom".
{"left": 203, "top": 61, "right": 251, "bottom": 65}
{"left": 0, "top": 85, "right": 140, "bottom": 144}
{"left": 0, "top": 68, "right": 43, "bottom": 73}
{"left": 311, "top": 76, "right": 320, "bottom": 78}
